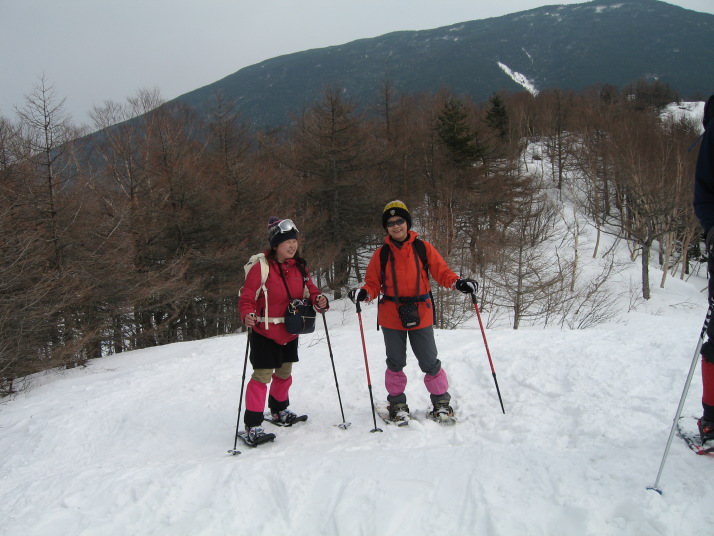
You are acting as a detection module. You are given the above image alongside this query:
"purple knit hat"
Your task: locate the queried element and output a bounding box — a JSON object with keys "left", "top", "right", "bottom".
{"left": 267, "top": 216, "right": 299, "bottom": 247}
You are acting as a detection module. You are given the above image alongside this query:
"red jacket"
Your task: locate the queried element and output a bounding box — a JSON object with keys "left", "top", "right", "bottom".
{"left": 239, "top": 253, "right": 322, "bottom": 345}
{"left": 362, "top": 231, "right": 459, "bottom": 330}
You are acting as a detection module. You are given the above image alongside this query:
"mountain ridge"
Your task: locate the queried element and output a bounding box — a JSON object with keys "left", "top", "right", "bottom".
{"left": 165, "top": 0, "right": 713, "bottom": 129}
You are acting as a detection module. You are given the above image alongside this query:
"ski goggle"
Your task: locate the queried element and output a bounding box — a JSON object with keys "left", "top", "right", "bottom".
{"left": 277, "top": 219, "right": 299, "bottom": 233}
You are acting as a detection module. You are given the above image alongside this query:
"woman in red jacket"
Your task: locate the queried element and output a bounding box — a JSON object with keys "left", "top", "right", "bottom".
{"left": 239, "top": 217, "right": 328, "bottom": 443}
{"left": 350, "top": 200, "right": 477, "bottom": 424}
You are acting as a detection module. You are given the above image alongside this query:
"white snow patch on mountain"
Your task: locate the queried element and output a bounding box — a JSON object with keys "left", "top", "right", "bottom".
{"left": 596, "top": 4, "right": 624, "bottom": 14}
{"left": 497, "top": 61, "right": 539, "bottom": 96}
{"left": 663, "top": 101, "right": 706, "bottom": 133}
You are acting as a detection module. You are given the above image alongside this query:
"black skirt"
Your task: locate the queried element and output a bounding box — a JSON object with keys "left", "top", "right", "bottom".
{"left": 249, "top": 330, "right": 299, "bottom": 369}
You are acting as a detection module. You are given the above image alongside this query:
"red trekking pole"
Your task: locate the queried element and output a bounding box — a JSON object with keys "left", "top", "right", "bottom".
{"left": 471, "top": 293, "right": 505, "bottom": 414}
{"left": 355, "top": 299, "right": 383, "bottom": 433}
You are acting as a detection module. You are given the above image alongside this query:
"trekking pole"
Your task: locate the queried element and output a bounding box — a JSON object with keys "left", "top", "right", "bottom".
{"left": 321, "top": 311, "right": 351, "bottom": 429}
{"left": 228, "top": 328, "right": 252, "bottom": 455}
{"left": 355, "top": 299, "right": 383, "bottom": 433}
{"left": 470, "top": 293, "right": 505, "bottom": 414}
{"left": 648, "top": 303, "right": 713, "bottom": 494}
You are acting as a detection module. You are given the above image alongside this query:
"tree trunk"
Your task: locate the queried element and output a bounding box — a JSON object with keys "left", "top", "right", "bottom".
{"left": 642, "top": 242, "right": 651, "bottom": 300}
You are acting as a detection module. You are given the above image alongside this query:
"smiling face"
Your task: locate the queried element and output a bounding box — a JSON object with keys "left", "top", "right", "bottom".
{"left": 386, "top": 216, "right": 408, "bottom": 242}
{"left": 274, "top": 238, "right": 298, "bottom": 262}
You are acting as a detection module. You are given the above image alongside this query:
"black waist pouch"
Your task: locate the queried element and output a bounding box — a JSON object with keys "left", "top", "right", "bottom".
{"left": 285, "top": 299, "right": 316, "bottom": 334}
{"left": 397, "top": 302, "right": 420, "bottom": 329}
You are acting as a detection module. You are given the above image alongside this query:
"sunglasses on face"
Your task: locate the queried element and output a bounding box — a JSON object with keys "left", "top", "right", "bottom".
{"left": 277, "top": 219, "right": 299, "bottom": 233}
{"left": 386, "top": 218, "right": 406, "bottom": 228}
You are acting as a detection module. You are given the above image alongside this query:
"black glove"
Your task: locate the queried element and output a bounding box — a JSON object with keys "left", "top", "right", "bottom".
{"left": 348, "top": 288, "right": 368, "bottom": 303}
{"left": 455, "top": 278, "right": 478, "bottom": 294}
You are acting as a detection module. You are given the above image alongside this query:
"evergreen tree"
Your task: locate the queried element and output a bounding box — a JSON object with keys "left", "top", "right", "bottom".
{"left": 486, "top": 93, "right": 509, "bottom": 141}
{"left": 435, "top": 97, "right": 483, "bottom": 168}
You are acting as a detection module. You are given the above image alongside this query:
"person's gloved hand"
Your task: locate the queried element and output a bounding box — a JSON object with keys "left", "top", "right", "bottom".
{"left": 348, "top": 288, "right": 368, "bottom": 303}
{"left": 454, "top": 278, "right": 479, "bottom": 294}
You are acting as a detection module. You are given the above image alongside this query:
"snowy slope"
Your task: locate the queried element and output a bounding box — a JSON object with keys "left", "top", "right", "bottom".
{"left": 3, "top": 104, "right": 714, "bottom": 534}
{"left": 1, "top": 264, "right": 713, "bottom": 535}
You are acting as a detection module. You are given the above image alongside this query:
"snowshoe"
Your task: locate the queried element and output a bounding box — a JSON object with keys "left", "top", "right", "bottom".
{"left": 699, "top": 418, "right": 714, "bottom": 444}
{"left": 237, "top": 426, "right": 276, "bottom": 447}
{"left": 376, "top": 403, "right": 410, "bottom": 427}
{"left": 388, "top": 403, "right": 411, "bottom": 426}
{"left": 676, "top": 417, "right": 714, "bottom": 456}
{"left": 427, "top": 400, "right": 457, "bottom": 426}
{"left": 264, "top": 409, "right": 308, "bottom": 427}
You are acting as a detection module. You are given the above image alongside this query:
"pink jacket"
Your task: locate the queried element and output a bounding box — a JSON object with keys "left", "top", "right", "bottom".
{"left": 239, "top": 254, "right": 323, "bottom": 345}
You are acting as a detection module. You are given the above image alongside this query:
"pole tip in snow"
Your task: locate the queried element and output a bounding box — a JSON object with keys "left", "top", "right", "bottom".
{"left": 338, "top": 422, "right": 352, "bottom": 429}
{"left": 228, "top": 449, "right": 242, "bottom": 456}
{"left": 371, "top": 427, "right": 383, "bottom": 433}
{"left": 646, "top": 486, "right": 663, "bottom": 495}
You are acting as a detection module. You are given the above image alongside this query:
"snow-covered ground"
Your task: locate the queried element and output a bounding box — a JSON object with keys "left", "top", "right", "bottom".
{"left": 1, "top": 249, "right": 713, "bottom": 535}
{"left": 2, "top": 102, "right": 712, "bottom": 534}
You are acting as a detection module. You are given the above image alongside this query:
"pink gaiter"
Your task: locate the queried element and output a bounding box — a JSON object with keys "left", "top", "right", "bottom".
{"left": 702, "top": 358, "right": 714, "bottom": 407}
{"left": 269, "top": 373, "right": 293, "bottom": 402}
{"left": 245, "top": 379, "right": 267, "bottom": 413}
{"left": 424, "top": 368, "right": 449, "bottom": 395}
{"left": 385, "top": 369, "right": 407, "bottom": 397}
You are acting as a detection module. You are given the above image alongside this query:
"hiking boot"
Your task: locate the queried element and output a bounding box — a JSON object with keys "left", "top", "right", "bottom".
{"left": 698, "top": 418, "right": 714, "bottom": 444}
{"left": 272, "top": 409, "right": 298, "bottom": 425}
{"left": 246, "top": 426, "right": 267, "bottom": 443}
{"left": 388, "top": 402, "right": 410, "bottom": 423}
{"left": 430, "top": 399, "right": 455, "bottom": 419}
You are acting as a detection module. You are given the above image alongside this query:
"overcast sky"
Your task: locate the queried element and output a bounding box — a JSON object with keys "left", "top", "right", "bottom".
{"left": 2, "top": 0, "right": 712, "bottom": 126}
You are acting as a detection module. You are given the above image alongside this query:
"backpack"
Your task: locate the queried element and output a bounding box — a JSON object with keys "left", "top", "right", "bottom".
{"left": 379, "top": 238, "right": 435, "bottom": 323}
{"left": 243, "top": 253, "right": 270, "bottom": 298}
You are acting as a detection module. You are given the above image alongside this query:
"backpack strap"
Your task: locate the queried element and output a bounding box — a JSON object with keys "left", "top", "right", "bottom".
{"left": 255, "top": 315, "right": 285, "bottom": 325}
{"left": 412, "top": 239, "right": 428, "bottom": 275}
{"left": 412, "top": 239, "right": 435, "bottom": 323}
{"left": 240, "top": 253, "right": 272, "bottom": 329}
{"left": 380, "top": 239, "right": 429, "bottom": 280}
{"left": 258, "top": 255, "right": 269, "bottom": 293}
{"left": 295, "top": 259, "right": 310, "bottom": 299}
{"left": 257, "top": 255, "right": 270, "bottom": 329}
{"left": 379, "top": 245, "right": 390, "bottom": 296}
